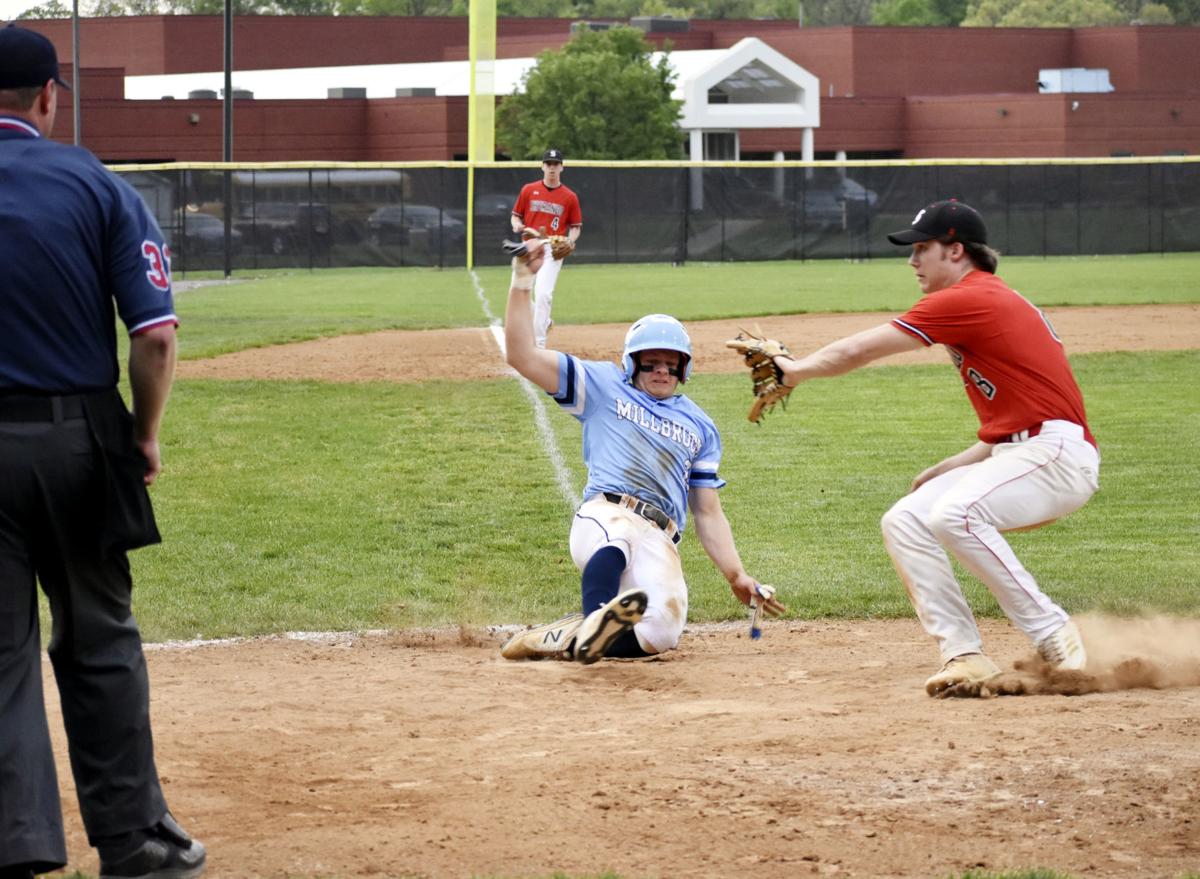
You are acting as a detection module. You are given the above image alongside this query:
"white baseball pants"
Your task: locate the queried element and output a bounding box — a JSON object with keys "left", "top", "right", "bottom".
{"left": 880, "top": 420, "right": 1100, "bottom": 662}
{"left": 532, "top": 241, "right": 564, "bottom": 348}
{"left": 570, "top": 496, "right": 687, "bottom": 654}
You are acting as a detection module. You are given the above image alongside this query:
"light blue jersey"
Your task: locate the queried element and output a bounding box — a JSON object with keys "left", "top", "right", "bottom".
{"left": 550, "top": 353, "right": 725, "bottom": 532}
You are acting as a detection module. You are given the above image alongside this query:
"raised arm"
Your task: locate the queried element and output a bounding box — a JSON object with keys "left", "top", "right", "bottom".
{"left": 504, "top": 251, "right": 560, "bottom": 393}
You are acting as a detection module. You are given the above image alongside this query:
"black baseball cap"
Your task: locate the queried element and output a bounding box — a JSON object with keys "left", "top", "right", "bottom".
{"left": 0, "top": 24, "right": 71, "bottom": 91}
{"left": 887, "top": 199, "right": 987, "bottom": 246}
{"left": 542, "top": 148, "right": 564, "bottom": 163}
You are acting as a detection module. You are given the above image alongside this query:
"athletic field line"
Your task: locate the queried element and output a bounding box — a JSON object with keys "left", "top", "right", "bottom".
{"left": 469, "top": 270, "right": 581, "bottom": 510}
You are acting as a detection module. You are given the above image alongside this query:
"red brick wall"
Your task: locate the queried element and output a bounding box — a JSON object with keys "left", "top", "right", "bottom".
{"left": 366, "top": 97, "right": 467, "bottom": 160}
{"left": 903, "top": 93, "right": 1200, "bottom": 157}
{"left": 18, "top": 17, "right": 1200, "bottom": 161}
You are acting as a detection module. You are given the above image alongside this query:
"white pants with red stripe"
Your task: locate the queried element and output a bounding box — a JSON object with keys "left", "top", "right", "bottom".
{"left": 532, "top": 242, "right": 564, "bottom": 348}
{"left": 880, "top": 420, "right": 1100, "bottom": 663}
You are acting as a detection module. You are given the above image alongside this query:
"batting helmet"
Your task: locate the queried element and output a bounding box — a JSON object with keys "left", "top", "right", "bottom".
{"left": 622, "top": 314, "right": 693, "bottom": 383}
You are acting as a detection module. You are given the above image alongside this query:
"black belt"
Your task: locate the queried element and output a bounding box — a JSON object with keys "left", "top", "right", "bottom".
{"left": 0, "top": 393, "right": 88, "bottom": 422}
{"left": 603, "top": 492, "right": 681, "bottom": 544}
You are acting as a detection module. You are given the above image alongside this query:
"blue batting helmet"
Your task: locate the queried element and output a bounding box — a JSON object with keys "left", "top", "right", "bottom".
{"left": 622, "top": 314, "right": 693, "bottom": 383}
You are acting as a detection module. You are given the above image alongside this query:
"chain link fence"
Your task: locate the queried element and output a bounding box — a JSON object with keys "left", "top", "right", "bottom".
{"left": 116, "top": 158, "right": 1200, "bottom": 275}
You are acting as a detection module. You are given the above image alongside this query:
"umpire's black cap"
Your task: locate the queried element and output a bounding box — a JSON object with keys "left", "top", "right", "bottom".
{"left": 542, "top": 148, "right": 564, "bottom": 163}
{"left": 887, "top": 199, "right": 987, "bottom": 246}
{"left": 0, "top": 24, "right": 71, "bottom": 90}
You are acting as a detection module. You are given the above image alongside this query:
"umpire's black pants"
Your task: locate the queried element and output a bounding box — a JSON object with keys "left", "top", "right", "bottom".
{"left": 0, "top": 405, "right": 166, "bottom": 873}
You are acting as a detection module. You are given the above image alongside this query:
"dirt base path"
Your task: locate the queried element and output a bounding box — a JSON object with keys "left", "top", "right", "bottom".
{"left": 177, "top": 304, "right": 1200, "bottom": 383}
{"left": 47, "top": 304, "right": 1195, "bottom": 879}
{"left": 48, "top": 616, "right": 1200, "bottom": 879}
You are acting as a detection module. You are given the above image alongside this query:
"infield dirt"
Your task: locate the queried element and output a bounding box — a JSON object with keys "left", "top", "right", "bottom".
{"left": 46, "top": 306, "right": 1200, "bottom": 878}
{"left": 176, "top": 304, "right": 1200, "bottom": 383}
{"left": 47, "top": 617, "right": 1200, "bottom": 879}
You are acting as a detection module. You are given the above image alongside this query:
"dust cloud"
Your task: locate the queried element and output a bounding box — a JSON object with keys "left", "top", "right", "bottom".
{"left": 940, "top": 613, "right": 1200, "bottom": 698}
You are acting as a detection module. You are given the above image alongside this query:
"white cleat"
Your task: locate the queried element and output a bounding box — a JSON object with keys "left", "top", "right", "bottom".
{"left": 1037, "top": 619, "right": 1087, "bottom": 671}
{"left": 500, "top": 612, "right": 585, "bottom": 660}
{"left": 924, "top": 653, "right": 1002, "bottom": 697}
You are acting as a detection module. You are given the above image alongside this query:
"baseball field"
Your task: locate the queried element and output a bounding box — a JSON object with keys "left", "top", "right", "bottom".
{"left": 45, "top": 254, "right": 1200, "bottom": 879}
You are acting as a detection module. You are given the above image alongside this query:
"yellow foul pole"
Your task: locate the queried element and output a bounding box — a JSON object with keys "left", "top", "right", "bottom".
{"left": 467, "top": 0, "right": 497, "bottom": 270}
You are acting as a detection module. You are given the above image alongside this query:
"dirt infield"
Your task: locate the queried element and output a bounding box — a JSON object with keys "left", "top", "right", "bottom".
{"left": 47, "top": 617, "right": 1200, "bottom": 879}
{"left": 43, "top": 305, "right": 1199, "bottom": 879}
{"left": 176, "top": 304, "right": 1200, "bottom": 384}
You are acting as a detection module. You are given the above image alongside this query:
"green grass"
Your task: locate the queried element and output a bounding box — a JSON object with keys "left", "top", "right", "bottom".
{"left": 117, "top": 349, "right": 1199, "bottom": 641}
{"left": 167, "top": 254, "right": 1200, "bottom": 360}
{"left": 474, "top": 252, "right": 1200, "bottom": 320}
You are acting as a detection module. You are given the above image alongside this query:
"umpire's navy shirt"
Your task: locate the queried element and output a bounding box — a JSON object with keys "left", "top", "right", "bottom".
{"left": 0, "top": 115, "right": 177, "bottom": 393}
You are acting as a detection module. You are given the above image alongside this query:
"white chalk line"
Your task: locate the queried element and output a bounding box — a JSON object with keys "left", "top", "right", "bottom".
{"left": 469, "top": 269, "right": 581, "bottom": 510}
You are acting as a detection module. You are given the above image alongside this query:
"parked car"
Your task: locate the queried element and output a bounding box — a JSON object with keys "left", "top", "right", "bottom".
{"left": 366, "top": 204, "right": 465, "bottom": 252}
{"left": 240, "top": 202, "right": 331, "bottom": 255}
{"left": 178, "top": 211, "right": 243, "bottom": 256}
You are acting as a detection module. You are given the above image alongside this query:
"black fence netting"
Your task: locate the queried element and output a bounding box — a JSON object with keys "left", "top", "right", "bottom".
{"left": 115, "top": 160, "right": 1200, "bottom": 275}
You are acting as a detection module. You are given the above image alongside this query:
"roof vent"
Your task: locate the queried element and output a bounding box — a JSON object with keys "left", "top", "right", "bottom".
{"left": 328, "top": 87, "right": 367, "bottom": 99}
{"left": 395, "top": 87, "right": 436, "bottom": 97}
{"left": 1037, "top": 68, "right": 1114, "bottom": 93}
{"left": 187, "top": 89, "right": 217, "bottom": 100}
{"left": 630, "top": 15, "right": 690, "bottom": 32}
{"left": 570, "top": 20, "right": 615, "bottom": 34}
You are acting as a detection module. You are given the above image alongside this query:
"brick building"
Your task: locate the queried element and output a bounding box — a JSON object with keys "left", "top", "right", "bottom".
{"left": 17, "top": 16, "right": 1200, "bottom": 162}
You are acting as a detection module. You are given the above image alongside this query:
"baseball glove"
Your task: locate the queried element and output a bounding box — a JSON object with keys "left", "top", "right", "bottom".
{"left": 725, "top": 328, "right": 795, "bottom": 423}
{"left": 548, "top": 235, "right": 574, "bottom": 260}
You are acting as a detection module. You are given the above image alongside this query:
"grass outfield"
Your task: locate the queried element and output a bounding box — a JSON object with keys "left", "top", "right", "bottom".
{"left": 100, "top": 252, "right": 1200, "bottom": 641}
{"left": 123, "top": 350, "right": 1198, "bottom": 641}
{"left": 170, "top": 253, "right": 1200, "bottom": 359}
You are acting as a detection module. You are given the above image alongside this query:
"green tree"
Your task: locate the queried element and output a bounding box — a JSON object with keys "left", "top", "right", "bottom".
{"left": 871, "top": 0, "right": 967, "bottom": 25}
{"left": 795, "top": 0, "right": 876, "bottom": 24}
{"left": 962, "top": 0, "right": 1127, "bottom": 24}
{"left": 496, "top": 25, "right": 683, "bottom": 159}
{"left": 16, "top": 0, "right": 71, "bottom": 17}
{"left": 1133, "top": 1, "right": 1174, "bottom": 19}
{"left": 90, "top": 0, "right": 165, "bottom": 13}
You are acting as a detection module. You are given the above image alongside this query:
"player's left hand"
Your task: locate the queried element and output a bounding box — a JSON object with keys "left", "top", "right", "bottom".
{"left": 725, "top": 328, "right": 796, "bottom": 423}
{"left": 548, "top": 235, "right": 575, "bottom": 260}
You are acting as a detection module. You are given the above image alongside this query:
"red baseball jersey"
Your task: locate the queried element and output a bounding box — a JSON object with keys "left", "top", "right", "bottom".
{"left": 892, "top": 270, "right": 1096, "bottom": 447}
{"left": 512, "top": 181, "right": 582, "bottom": 237}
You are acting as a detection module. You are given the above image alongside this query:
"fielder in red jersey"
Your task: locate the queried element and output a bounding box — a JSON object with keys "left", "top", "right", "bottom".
{"left": 766, "top": 199, "right": 1100, "bottom": 696}
{"left": 511, "top": 147, "right": 583, "bottom": 347}
{"left": 893, "top": 270, "right": 1097, "bottom": 448}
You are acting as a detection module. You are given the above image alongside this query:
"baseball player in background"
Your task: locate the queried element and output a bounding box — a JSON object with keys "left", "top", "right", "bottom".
{"left": 0, "top": 24, "right": 205, "bottom": 879}
{"left": 766, "top": 199, "right": 1099, "bottom": 696}
{"left": 500, "top": 245, "right": 784, "bottom": 663}
{"left": 511, "top": 147, "right": 582, "bottom": 348}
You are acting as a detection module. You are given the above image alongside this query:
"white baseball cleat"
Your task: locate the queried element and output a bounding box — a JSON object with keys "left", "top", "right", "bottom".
{"left": 574, "top": 590, "right": 648, "bottom": 665}
{"left": 924, "top": 653, "right": 1002, "bottom": 697}
{"left": 500, "top": 612, "right": 585, "bottom": 660}
{"left": 1037, "top": 618, "right": 1088, "bottom": 671}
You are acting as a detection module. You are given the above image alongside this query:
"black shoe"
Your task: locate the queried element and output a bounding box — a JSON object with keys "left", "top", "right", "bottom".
{"left": 98, "top": 813, "right": 206, "bottom": 879}
{"left": 574, "top": 590, "right": 648, "bottom": 665}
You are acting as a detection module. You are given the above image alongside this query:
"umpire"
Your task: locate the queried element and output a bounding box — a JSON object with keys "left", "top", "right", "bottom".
{"left": 0, "top": 24, "right": 205, "bottom": 879}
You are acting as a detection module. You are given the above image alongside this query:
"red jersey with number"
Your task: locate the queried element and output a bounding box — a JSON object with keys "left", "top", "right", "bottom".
{"left": 512, "top": 181, "right": 582, "bottom": 237}
{"left": 892, "top": 270, "right": 1096, "bottom": 447}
